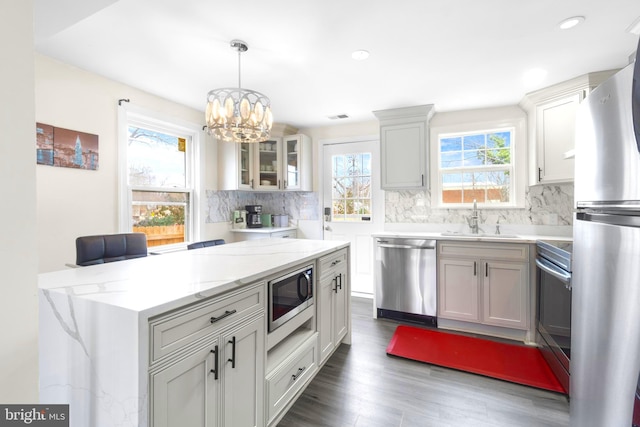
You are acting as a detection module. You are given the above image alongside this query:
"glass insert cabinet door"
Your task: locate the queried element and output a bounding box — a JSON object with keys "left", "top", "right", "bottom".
{"left": 255, "top": 139, "right": 281, "bottom": 190}
{"left": 284, "top": 136, "right": 302, "bottom": 190}
{"left": 239, "top": 142, "right": 253, "bottom": 189}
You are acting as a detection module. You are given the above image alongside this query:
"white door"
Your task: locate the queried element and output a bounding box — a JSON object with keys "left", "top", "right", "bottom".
{"left": 322, "top": 139, "right": 383, "bottom": 296}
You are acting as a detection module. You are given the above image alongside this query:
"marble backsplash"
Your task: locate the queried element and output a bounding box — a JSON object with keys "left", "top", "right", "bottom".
{"left": 206, "top": 184, "right": 574, "bottom": 229}
{"left": 385, "top": 183, "right": 574, "bottom": 226}
{"left": 206, "top": 190, "right": 320, "bottom": 223}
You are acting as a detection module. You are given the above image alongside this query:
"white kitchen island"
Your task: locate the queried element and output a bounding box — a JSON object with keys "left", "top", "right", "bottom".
{"left": 38, "top": 238, "right": 351, "bottom": 427}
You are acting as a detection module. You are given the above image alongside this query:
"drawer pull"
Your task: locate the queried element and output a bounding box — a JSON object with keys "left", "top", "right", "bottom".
{"left": 209, "top": 345, "right": 219, "bottom": 380}
{"left": 228, "top": 336, "right": 236, "bottom": 368}
{"left": 331, "top": 259, "right": 342, "bottom": 266}
{"left": 210, "top": 309, "right": 236, "bottom": 324}
{"left": 291, "top": 366, "right": 306, "bottom": 381}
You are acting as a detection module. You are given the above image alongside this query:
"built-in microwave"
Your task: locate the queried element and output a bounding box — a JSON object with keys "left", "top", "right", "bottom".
{"left": 268, "top": 265, "right": 313, "bottom": 332}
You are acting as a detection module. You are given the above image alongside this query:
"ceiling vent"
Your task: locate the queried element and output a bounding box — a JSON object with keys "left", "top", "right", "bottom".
{"left": 328, "top": 114, "right": 350, "bottom": 120}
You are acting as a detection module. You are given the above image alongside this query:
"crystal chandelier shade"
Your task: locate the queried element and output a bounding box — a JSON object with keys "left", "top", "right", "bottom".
{"left": 205, "top": 40, "right": 273, "bottom": 143}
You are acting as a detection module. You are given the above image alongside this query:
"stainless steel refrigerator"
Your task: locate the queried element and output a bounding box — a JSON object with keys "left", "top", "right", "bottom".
{"left": 571, "top": 43, "right": 640, "bottom": 426}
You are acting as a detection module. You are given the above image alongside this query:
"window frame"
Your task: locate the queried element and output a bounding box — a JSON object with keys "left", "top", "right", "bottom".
{"left": 438, "top": 127, "right": 515, "bottom": 206}
{"left": 118, "top": 104, "right": 202, "bottom": 249}
{"left": 430, "top": 109, "right": 526, "bottom": 209}
{"left": 330, "top": 151, "right": 373, "bottom": 222}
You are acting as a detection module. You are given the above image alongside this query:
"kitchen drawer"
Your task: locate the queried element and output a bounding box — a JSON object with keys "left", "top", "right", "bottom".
{"left": 271, "top": 230, "right": 297, "bottom": 239}
{"left": 150, "top": 282, "right": 264, "bottom": 365}
{"left": 438, "top": 242, "right": 529, "bottom": 261}
{"left": 266, "top": 333, "right": 318, "bottom": 424}
{"left": 318, "top": 248, "right": 348, "bottom": 277}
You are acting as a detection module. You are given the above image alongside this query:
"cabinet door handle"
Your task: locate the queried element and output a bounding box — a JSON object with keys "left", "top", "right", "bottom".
{"left": 209, "top": 345, "right": 219, "bottom": 380}
{"left": 332, "top": 277, "right": 338, "bottom": 293}
{"left": 485, "top": 263, "right": 488, "bottom": 277}
{"left": 227, "top": 336, "right": 236, "bottom": 368}
{"left": 538, "top": 167, "right": 542, "bottom": 182}
{"left": 278, "top": 179, "right": 281, "bottom": 189}
{"left": 473, "top": 261, "right": 477, "bottom": 276}
{"left": 210, "top": 309, "right": 236, "bottom": 324}
{"left": 250, "top": 178, "right": 254, "bottom": 189}
{"left": 421, "top": 174, "right": 424, "bottom": 186}
{"left": 337, "top": 274, "right": 343, "bottom": 290}
{"left": 291, "top": 366, "right": 306, "bottom": 381}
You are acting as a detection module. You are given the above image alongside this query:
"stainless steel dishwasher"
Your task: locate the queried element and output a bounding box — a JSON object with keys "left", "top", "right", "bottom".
{"left": 374, "top": 237, "right": 437, "bottom": 326}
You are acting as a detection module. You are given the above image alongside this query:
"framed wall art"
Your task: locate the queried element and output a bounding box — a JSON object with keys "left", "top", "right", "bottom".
{"left": 36, "top": 122, "right": 99, "bottom": 170}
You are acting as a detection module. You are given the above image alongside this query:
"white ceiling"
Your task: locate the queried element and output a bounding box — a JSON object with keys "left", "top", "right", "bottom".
{"left": 34, "top": 0, "right": 640, "bottom": 129}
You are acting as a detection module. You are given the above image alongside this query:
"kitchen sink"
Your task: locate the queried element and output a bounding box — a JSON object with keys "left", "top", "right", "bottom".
{"left": 440, "top": 232, "right": 520, "bottom": 239}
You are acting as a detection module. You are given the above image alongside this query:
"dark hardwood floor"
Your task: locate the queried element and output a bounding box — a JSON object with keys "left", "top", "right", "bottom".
{"left": 278, "top": 297, "right": 570, "bottom": 427}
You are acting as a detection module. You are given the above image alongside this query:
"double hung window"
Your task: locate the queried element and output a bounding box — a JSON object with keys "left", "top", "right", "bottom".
{"left": 119, "top": 107, "right": 200, "bottom": 247}
{"left": 437, "top": 128, "right": 514, "bottom": 206}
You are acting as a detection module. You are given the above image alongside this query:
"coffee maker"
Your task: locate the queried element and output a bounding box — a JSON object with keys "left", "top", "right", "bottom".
{"left": 245, "top": 205, "right": 263, "bottom": 228}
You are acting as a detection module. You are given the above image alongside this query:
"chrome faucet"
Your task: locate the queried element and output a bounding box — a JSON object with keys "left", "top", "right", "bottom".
{"left": 467, "top": 199, "right": 480, "bottom": 234}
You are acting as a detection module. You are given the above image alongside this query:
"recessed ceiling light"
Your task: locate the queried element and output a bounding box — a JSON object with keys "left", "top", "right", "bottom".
{"left": 351, "top": 50, "right": 370, "bottom": 61}
{"left": 559, "top": 16, "right": 585, "bottom": 30}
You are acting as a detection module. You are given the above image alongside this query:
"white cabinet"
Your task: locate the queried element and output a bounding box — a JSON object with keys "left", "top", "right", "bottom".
{"left": 231, "top": 228, "right": 297, "bottom": 242}
{"left": 149, "top": 283, "right": 265, "bottom": 427}
{"left": 254, "top": 138, "right": 281, "bottom": 190}
{"left": 221, "top": 315, "right": 265, "bottom": 427}
{"left": 438, "top": 258, "right": 479, "bottom": 322}
{"left": 534, "top": 94, "right": 581, "bottom": 183}
{"left": 219, "top": 134, "right": 311, "bottom": 191}
{"left": 520, "top": 70, "right": 616, "bottom": 185}
{"left": 373, "top": 105, "right": 434, "bottom": 190}
{"left": 151, "top": 343, "right": 219, "bottom": 427}
{"left": 218, "top": 142, "right": 255, "bottom": 190}
{"left": 438, "top": 242, "right": 529, "bottom": 330}
{"left": 317, "top": 248, "right": 349, "bottom": 364}
{"left": 265, "top": 332, "right": 318, "bottom": 425}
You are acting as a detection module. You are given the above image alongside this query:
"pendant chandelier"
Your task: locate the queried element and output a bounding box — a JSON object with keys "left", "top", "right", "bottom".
{"left": 205, "top": 40, "right": 273, "bottom": 143}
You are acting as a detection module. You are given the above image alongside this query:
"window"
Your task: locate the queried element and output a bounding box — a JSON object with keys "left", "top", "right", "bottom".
{"left": 331, "top": 152, "right": 372, "bottom": 221}
{"left": 119, "top": 107, "right": 201, "bottom": 248}
{"left": 438, "top": 128, "right": 514, "bottom": 206}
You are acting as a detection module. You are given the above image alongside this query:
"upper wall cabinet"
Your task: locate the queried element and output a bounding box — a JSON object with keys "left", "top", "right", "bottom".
{"left": 218, "top": 133, "right": 312, "bottom": 192}
{"left": 520, "top": 70, "right": 616, "bottom": 185}
{"left": 374, "top": 105, "right": 435, "bottom": 190}
{"left": 218, "top": 141, "right": 255, "bottom": 191}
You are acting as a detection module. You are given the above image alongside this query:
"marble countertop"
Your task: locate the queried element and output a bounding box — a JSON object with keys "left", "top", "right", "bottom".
{"left": 230, "top": 226, "right": 297, "bottom": 233}
{"left": 372, "top": 231, "right": 572, "bottom": 244}
{"left": 38, "top": 238, "right": 348, "bottom": 318}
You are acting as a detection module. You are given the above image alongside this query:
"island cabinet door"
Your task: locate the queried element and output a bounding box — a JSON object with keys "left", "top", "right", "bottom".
{"left": 333, "top": 263, "right": 349, "bottom": 344}
{"left": 221, "top": 315, "right": 265, "bottom": 427}
{"left": 151, "top": 340, "right": 220, "bottom": 427}
{"left": 318, "top": 271, "right": 336, "bottom": 364}
{"left": 437, "top": 258, "right": 480, "bottom": 322}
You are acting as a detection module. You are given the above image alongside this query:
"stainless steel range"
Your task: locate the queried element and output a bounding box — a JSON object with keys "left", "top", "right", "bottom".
{"left": 536, "top": 239, "right": 572, "bottom": 394}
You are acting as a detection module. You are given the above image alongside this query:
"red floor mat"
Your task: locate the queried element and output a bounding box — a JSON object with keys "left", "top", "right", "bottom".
{"left": 386, "top": 325, "right": 566, "bottom": 394}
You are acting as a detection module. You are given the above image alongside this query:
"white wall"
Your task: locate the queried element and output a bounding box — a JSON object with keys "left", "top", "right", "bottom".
{"left": 0, "top": 0, "right": 39, "bottom": 402}
{"left": 35, "top": 55, "right": 215, "bottom": 272}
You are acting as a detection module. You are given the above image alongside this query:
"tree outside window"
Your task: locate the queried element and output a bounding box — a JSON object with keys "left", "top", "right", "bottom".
{"left": 331, "top": 153, "right": 372, "bottom": 221}
{"left": 439, "top": 128, "right": 513, "bottom": 206}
